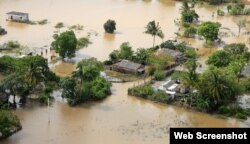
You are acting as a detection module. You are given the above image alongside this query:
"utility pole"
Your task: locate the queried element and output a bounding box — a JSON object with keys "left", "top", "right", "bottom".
{"left": 48, "top": 97, "right": 50, "bottom": 124}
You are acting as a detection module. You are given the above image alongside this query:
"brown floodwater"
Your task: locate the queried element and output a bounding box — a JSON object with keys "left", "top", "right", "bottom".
{"left": 1, "top": 0, "right": 250, "bottom": 144}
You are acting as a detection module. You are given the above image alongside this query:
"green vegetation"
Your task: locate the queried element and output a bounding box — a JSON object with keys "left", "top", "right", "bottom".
{"left": 206, "top": 50, "right": 232, "bottom": 67}
{"left": 107, "top": 43, "right": 154, "bottom": 65}
{"left": 160, "top": 40, "right": 197, "bottom": 59}
{"left": 197, "top": 21, "right": 221, "bottom": 43}
{"left": 170, "top": 43, "right": 250, "bottom": 118}
{"left": 0, "top": 110, "right": 21, "bottom": 138}
{"left": 128, "top": 84, "right": 171, "bottom": 103}
{"left": 69, "top": 24, "right": 84, "bottom": 31}
{"left": 0, "top": 55, "right": 59, "bottom": 106}
{"left": 183, "top": 26, "right": 197, "bottom": 38}
{"left": 61, "top": 58, "right": 111, "bottom": 106}
{"left": 218, "top": 105, "right": 250, "bottom": 119}
{"left": 144, "top": 21, "right": 164, "bottom": 48}
{"left": 180, "top": 1, "right": 199, "bottom": 23}
{"left": 104, "top": 19, "right": 116, "bottom": 33}
{"left": 51, "top": 31, "right": 77, "bottom": 60}
{"left": 77, "top": 37, "right": 91, "bottom": 49}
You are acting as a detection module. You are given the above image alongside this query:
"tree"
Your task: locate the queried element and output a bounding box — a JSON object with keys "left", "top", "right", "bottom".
{"left": 60, "top": 77, "right": 77, "bottom": 106}
{"left": 223, "top": 43, "right": 248, "bottom": 55}
{"left": 119, "top": 42, "right": 134, "bottom": 60}
{"left": 51, "top": 31, "right": 77, "bottom": 60}
{"left": 109, "top": 50, "right": 120, "bottom": 63}
{"left": 91, "top": 77, "right": 112, "bottom": 99}
{"left": 181, "top": 10, "right": 199, "bottom": 23}
{"left": 19, "top": 56, "right": 51, "bottom": 88}
{"left": 61, "top": 58, "right": 111, "bottom": 106}
{"left": 206, "top": 50, "right": 232, "bottom": 67}
{"left": 1, "top": 74, "right": 28, "bottom": 107}
{"left": 0, "top": 56, "right": 17, "bottom": 74}
{"left": 183, "top": 26, "right": 197, "bottom": 37}
{"left": 144, "top": 21, "right": 164, "bottom": 48}
{"left": 198, "top": 67, "right": 241, "bottom": 106}
{"left": 180, "top": 1, "right": 199, "bottom": 23}
{"left": 182, "top": 59, "right": 198, "bottom": 88}
{"left": 134, "top": 48, "right": 153, "bottom": 64}
{"left": 74, "top": 58, "right": 103, "bottom": 83}
{"left": 236, "top": 19, "right": 247, "bottom": 36}
{"left": 104, "top": 19, "right": 116, "bottom": 33}
{"left": 197, "top": 21, "right": 221, "bottom": 43}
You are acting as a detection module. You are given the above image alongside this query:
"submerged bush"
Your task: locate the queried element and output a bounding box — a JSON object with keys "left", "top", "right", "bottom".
{"left": 0, "top": 110, "right": 22, "bottom": 138}
{"left": 104, "top": 19, "right": 116, "bottom": 33}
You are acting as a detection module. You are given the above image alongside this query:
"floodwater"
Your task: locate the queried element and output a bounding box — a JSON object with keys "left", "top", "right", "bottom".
{"left": 0, "top": 0, "right": 250, "bottom": 144}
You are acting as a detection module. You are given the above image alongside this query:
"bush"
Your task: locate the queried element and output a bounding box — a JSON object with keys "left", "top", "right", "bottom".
{"left": 218, "top": 105, "right": 250, "bottom": 119}
{"left": 235, "top": 113, "right": 247, "bottom": 119}
{"left": 77, "top": 37, "right": 91, "bottom": 49}
{"left": 0, "top": 110, "right": 21, "bottom": 138}
{"left": 5, "top": 41, "right": 21, "bottom": 49}
{"left": 104, "top": 19, "right": 116, "bottom": 33}
{"left": 55, "top": 22, "right": 64, "bottom": 28}
{"left": 153, "top": 69, "right": 165, "bottom": 81}
{"left": 150, "top": 90, "right": 170, "bottom": 103}
{"left": 128, "top": 84, "right": 154, "bottom": 98}
{"left": 183, "top": 27, "right": 197, "bottom": 38}
{"left": 103, "top": 60, "right": 113, "bottom": 65}
{"left": 217, "top": 9, "right": 225, "bottom": 16}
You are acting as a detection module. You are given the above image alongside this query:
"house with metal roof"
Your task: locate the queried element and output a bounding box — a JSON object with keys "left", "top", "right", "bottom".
{"left": 6, "top": 11, "right": 29, "bottom": 22}
{"left": 111, "top": 59, "right": 145, "bottom": 74}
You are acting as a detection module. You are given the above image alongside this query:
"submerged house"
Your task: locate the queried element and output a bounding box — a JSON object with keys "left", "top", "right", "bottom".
{"left": 6, "top": 11, "right": 29, "bottom": 22}
{"left": 112, "top": 60, "right": 145, "bottom": 74}
{"left": 158, "top": 48, "right": 185, "bottom": 63}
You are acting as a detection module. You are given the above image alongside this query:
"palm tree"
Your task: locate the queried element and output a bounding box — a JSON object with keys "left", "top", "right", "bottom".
{"left": 144, "top": 21, "right": 164, "bottom": 49}
{"left": 236, "top": 19, "right": 246, "bottom": 36}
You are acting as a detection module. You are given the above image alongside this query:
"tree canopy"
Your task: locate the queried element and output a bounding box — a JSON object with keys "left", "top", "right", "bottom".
{"left": 104, "top": 19, "right": 116, "bottom": 33}
{"left": 144, "top": 21, "right": 164, "bottom": 48}
{"left": 51, "top": 31, "right": 77, "bottom": 59}
{"left": 197, "top": 21, "right": 221, "bottom": 43}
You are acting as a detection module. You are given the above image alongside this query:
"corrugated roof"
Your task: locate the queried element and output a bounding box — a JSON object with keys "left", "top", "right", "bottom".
{"left": 114, "top": 60, "right": 142, "bottom": 71}
{"left": 6, "top": 11, "right": 28, "bottom": 16}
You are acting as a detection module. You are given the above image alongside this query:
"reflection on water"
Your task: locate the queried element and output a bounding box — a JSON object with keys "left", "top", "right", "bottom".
{"left": 1, "top": 0, "right": 250, "bottom": 144}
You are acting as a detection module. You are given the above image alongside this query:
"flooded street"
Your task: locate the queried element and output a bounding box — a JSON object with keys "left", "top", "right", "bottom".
{"left": 1, "top": 0, "right": 250, "bottom": 144}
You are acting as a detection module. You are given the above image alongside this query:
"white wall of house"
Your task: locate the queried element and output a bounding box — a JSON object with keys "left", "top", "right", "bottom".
{"left": 7, "top": 14, "right": 29, "bottom": 22}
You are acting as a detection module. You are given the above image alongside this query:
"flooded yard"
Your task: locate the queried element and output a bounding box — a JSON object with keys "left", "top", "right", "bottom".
{"left": 1, "top": 0, "right": 250, "bottom": 144}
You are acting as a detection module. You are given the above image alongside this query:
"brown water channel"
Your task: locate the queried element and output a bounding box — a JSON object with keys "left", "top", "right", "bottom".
{"left": 1, "top": 0, "right": 250, "bottom": 144}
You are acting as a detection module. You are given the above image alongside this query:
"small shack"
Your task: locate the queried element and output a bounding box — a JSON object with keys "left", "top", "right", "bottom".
{"left": 6, "top": 11, "right": 29, "bottom": 22}
{"left": 158, "top": 48, "right": 185, "bottom": 63}
{"left": 112, "top": 60, "right": 145, "bottom": 74}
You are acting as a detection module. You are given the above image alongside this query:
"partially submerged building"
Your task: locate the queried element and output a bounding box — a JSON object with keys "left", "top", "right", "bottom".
{"left": 153, "top": 80, "right": 187, "bottom": 98}
{"left": 112, "top": 60, "right": 145, "bottom": 74}
{"left": 6, "top": 11, "right": 29, "bottom": 22}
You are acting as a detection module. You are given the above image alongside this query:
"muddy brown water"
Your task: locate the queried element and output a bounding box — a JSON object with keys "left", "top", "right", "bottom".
{"left": 1, "top": 0, "right": 250, "bottom": 144}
